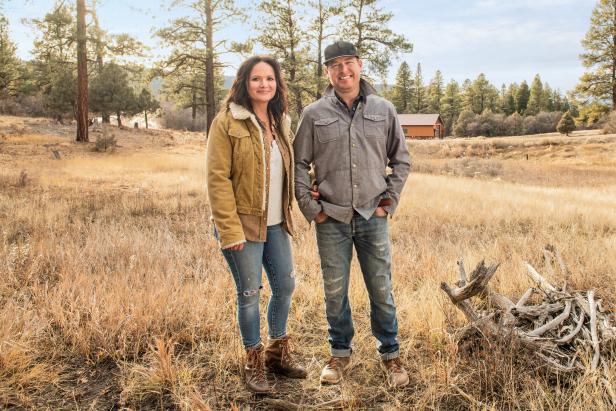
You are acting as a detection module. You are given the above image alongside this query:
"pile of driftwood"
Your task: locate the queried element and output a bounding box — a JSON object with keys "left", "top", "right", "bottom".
{"left": 441, "top": 246, "right": 616, "bottom": 398}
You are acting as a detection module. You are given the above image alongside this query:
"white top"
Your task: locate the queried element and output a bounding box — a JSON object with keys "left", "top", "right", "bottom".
{"left": 267, "top": 139, "right": 284, "bottom": 226}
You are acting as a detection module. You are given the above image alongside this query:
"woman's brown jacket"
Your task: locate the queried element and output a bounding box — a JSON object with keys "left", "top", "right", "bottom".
{"left": 206, "top": 102, "right": 295, "bottom": 249}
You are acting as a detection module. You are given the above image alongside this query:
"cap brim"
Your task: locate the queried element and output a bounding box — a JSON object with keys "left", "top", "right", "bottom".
{"left": 324, "top": 54, "right": 359, "bottom": 66}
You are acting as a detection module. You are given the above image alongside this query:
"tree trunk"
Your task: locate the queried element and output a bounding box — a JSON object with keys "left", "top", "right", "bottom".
{"left": 102, "top": 113, "right": 110, "bottom": 123}
{"left": 116, "top": 111, "right": 122, "bottom": 127}
{"left": 315, "top": 1, "right": 324, "bottom": 100}
{"left": 191, "top": 84, "right": 197, "bottom": 131}
{"left": 144, "top": 111, "right": 148, "bottom": 129}
{"left": 76, "top": 0, "right": 89, "bottom": 142}
{"left": 204, "top": 0, "right": 215, "bottom": 133}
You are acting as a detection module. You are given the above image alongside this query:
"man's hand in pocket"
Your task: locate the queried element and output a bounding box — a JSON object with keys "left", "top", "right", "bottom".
{"left": 314, "top": 211, "right": 328, "bottom": 224}
{"left": 374, "top": 207, "right": 388, "bottom": 217}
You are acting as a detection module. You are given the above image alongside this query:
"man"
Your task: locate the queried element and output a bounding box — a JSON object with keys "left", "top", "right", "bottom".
{"left": 293, "top": 40, "right": 411, "bottom": 388}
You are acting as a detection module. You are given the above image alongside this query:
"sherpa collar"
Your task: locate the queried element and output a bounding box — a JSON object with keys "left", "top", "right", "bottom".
{"left": 229, "top": 102, "right": 291, "bottom": 139}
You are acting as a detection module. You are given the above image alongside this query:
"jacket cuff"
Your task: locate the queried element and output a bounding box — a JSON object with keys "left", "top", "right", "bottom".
{"left": 221, "top": 239, "right": 246, "bottom": 250}
{"left": 302, "top": 200, "right": 324, "bottom": 223}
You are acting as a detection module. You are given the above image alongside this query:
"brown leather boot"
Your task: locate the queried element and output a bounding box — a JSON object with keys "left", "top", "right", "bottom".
{"left": 244, "top": 344, "right": 271, "bottom": 394}
{"left": 264, "top": 336, "right": 307, "bottom": 379}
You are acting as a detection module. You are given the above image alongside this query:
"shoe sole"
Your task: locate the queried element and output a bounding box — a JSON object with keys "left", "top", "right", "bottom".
{"left": 266, "top": 366, "right": 307, "bottom": 379}
{"left": 388, "top": 377, "right": 410, "bottom": 389}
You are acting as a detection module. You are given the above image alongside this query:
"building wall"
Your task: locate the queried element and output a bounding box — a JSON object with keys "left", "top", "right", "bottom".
{"left": 402, "top": 125, "right": 437, "bottom": 139}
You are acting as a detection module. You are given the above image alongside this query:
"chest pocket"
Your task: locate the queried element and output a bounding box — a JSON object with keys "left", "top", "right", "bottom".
{"left": 228, "top": 126, "right": 251, "bottom": 170}
{"left": 315, "top": 117, "right": 339, "bottom": 143}
{"left": 363, "top": 113, "right": 387, "bottom": 139}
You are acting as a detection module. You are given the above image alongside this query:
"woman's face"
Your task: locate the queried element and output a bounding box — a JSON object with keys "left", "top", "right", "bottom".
{"left": 247, "top": 62, "right": 277, "bottom": 106}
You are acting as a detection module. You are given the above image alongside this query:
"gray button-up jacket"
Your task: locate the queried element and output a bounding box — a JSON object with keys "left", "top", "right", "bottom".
{"left": 294, "top": 80, "right": 411, "bottom": 223}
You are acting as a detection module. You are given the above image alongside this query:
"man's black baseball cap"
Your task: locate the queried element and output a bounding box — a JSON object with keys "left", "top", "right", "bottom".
{"left": 324, "top": 41, "right": 359, "bottom": 66}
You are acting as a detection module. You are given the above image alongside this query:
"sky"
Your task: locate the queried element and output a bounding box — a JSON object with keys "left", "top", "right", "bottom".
{"left": 1, "top": 0, "right": 598, "bottom": 93}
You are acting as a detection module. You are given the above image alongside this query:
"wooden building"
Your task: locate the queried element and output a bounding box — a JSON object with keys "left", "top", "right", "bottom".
{"left": 398, "top": 114, "right": 444, "bottom": 139}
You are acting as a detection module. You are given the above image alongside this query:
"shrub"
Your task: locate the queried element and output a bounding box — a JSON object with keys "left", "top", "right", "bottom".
{"left": 159, "top": 102, "right": 207, "bottom": 131}
{"left": 0, "top": 94, "right": 45, "bottom": 117}
{"left": 601, "top": 111, "right": 616, "bottom": 134}
{"left": 503, "top": 112, "right": 524, "bottom": 136}
{"left": 557, "top": 111, "right": 576, "bottom": 136}
{"left": 523, "top": 111, "right": 562, "bottom": 135}
{"left": 95, "top": 127, "right": 117, "bottom": 152}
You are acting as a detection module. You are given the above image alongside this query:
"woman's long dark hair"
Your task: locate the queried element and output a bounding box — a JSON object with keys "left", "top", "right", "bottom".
{"left": 223, "top": 55, "right": 288, "bottom": 131}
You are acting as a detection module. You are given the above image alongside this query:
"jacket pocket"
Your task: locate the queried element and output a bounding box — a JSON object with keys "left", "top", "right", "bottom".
{"left": 363, "top": 113, "right": 386, "bottom": 139}
{"left": 315, "top": 117, "right": 340, "bottom": 143}
{"left": 229, "top": 127, "right": 250, "bottom": 173}
{"left": 229, "top": 127, "right": 253, "bottom": 208}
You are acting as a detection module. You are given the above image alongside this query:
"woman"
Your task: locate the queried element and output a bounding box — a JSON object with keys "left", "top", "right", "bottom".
{"left": 206, "top": 56, "right": 306, "bottom": 394}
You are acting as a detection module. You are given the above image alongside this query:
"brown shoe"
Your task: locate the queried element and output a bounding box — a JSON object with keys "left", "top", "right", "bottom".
{"left": 264, "top": 336, "right": 307, "bottom": 379}
{"left": 245, "top": 344, "right": 272, "bottom": 394}
{"left": 383, "top": 357, "right": 409, "bottom": 388}
{"left": 320, "top": 356, "right": 351, "bottom": 385}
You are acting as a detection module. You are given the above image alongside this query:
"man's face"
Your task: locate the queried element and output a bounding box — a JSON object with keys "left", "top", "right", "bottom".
{"left": 325, "top": 56, "right": 362, "bottom": 94}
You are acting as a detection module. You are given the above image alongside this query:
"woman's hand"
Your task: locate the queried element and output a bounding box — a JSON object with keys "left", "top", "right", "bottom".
{"left": 228, "top": 243, "right": 245, "bottom": 251}
{"left": 310, "top": 184, "right": 320, "bottom": 200}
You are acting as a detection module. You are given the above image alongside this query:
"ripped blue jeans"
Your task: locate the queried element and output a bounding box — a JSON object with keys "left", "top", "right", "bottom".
{"left": 221, "top": 223, "right": 295, "bottom": 349}
{"left": 315, "top": 214, "right": 400, "bottom": 360}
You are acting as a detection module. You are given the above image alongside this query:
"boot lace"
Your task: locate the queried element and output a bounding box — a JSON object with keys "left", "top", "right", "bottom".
{"left": 326, "top": 356, "right": 345, "bottom": 371}
{"left": 279, "top": 336, "right": 297, "bottom": 367}
{"left": 247, "top": 347, "right": 266, "bottom": 383}
{"left": 386, "top": 357, "right": 404, "bottom": 373}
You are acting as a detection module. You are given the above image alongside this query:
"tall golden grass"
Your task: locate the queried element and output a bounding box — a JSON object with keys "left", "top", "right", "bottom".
{"left": 1, "top": 119, "right": 615, "bottom": 409}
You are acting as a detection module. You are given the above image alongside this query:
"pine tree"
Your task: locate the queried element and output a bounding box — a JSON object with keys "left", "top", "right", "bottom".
{"left": 557, "top": 111, "right": 575, "bottom": 135}
{"left": 391, "top": 61, "right": 413, "bottom": 113}
{"left": 526, "top": 74, "right": 543, "bottom": 115}
{"left": 339, "top": 0, "right": 412, "bottom": 79}
{"left": 307, "top": 0, "right": 341, "bottom": 99}
{"left": 504, "top": 83, "right": 518, "bottom": 115}
{"left": 133, "top": 88, "right": 160, "bottom": 129}
{"left": 427, "top": 70, "right": 444, "bottom": 113}
{"left": 440, "top": 79, "right": 461, "bottom": 136}
{"left": 157, "top": 0, "right": 246, "bottom": 132}
{"left": 29, "top": 3, "right": 75, "bottom": 82}
{"left": 470, "top": 73, "right": 498, "bottom": 114}
{"left": 575, "top": 0, "right": 616, "bottom": 109}
{"left": 90, "top": 0, "right": 145, "bottom": 123}
{"left": 413, "top": 63, "right": 427, "bottom": 113}
{"left": 541, "top": 83, "right": 554, "bottom": 112}
{"left": 89, "top": 63, "right": 134, "bottom": 127}
{"left": 0, "top": 14, "right": 19, "bottom": 98}
{"left": 460, "top": 79, "right": 473, "bottom": 113}
{"left": 516, "top": 80, "right": 530, "bottom": 114}
{"left": 258, "top": 0, "right": 310, "bottom": 120}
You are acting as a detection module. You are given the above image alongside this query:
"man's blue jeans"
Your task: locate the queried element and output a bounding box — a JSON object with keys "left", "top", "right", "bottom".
{"left": 220, "top": 224, "right": 295, "bottom": 349}
{"left": 315, "top": 214, "right": 400, "bottom": 360}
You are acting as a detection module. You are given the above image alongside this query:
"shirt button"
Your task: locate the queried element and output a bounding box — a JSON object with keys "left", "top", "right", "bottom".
{"left": 353, "top": 164, "right": 356, "bottom": 167}
{"left": 353, "top": 184, "right": 357, "bottom": 188}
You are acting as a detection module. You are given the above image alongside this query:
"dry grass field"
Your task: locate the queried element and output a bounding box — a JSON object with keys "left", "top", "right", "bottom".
{"left": 1, "top": 115, "right": 616, "bottom": 410}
